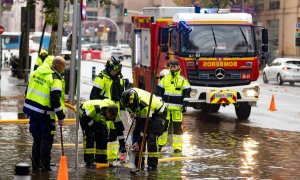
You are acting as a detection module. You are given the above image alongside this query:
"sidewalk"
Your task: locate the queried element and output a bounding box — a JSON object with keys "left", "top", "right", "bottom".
{"left": 0, "top": 58, "right": 132, "bottom": 120}
{"left": 0, "top": 68, "right": 27, "bottom": 120}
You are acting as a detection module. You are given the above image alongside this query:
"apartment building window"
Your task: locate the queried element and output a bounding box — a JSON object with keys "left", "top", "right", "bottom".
{"left": 115, "top": 5, "right": 123, "bottom": 17}
{"left": 269, "top": 19, "right": 279, "bottom": 46}
{"left": 86, "top": 11, "right": 97, "bottom": 20}
{"left": 105, "top": 6, "right": 111, "bottom": 18}
{"left": 87, "top": 1, "right": 98, "bottom": 8}
{"left": 254, "top": 1, "right": 264, "bottom": 14}
{"left": 268, "top": 19, "right": 279, "bottom": 62}
{"left": 269, "top": 0, "right": 280, "bottom": 10}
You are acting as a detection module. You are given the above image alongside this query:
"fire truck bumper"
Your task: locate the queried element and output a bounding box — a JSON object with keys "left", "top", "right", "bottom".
{"left": 187, "top": 82, "right": 260, "bottom": 105}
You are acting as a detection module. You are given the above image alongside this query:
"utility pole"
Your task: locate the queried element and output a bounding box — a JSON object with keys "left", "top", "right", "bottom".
{"left": 0, "top": 1, "right": 2, "bottom": 97}
{"left": 56, "top": 0, "right": 64, "bottom": 55}
{"left": 24, "top": 0, "right": 32, "bottom": 83}
{"left": 68, "top": 1, "right": 78, "bottom": 104}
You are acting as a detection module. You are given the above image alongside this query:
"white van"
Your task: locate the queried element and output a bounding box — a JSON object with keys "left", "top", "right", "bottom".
{"left": 116, "top": 44, "right": 132, "bottom": 58}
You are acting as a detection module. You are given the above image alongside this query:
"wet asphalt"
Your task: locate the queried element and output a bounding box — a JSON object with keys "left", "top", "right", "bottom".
{"left": 1, "top": 61, "right": 300, "bottom": 179}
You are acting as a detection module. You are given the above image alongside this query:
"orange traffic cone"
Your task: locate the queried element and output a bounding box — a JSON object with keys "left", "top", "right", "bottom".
{"left": 57, "top": 125, "right": 68, "bottom": 180}
{"left": 268, "top": 95, "right": 277, "bottom": 111}
{"left": 57, "top": 156, "right": 68, "bottom": 180}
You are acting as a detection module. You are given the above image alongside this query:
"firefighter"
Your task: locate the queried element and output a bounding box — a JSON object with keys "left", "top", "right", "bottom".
{"left": 90, "top": 56, "right": 127, "bottom": 161}
{"left": 34, "top": 49, "right": 48, "bottom": 70}
{"left": 79, "top": 99, "right": 119, "bottom": 168}
{"left": 156, "top": 59, "right": 191, "bottom": 154}
{"left": 23, "top": 56, "right": 66, "bottom": 171}
{"left": 121, "top": 88, "right": 166, "bottom": 170}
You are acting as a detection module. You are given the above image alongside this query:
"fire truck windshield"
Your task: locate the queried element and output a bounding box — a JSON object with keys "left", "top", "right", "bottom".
{"left": 180, "top": 25, "right": 256, "bottom": 57}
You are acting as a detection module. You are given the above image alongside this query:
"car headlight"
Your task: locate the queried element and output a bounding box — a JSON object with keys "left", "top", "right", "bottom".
{"left": 242, "top": 86, "right": 260, "bottom": 97}
{"left": 190, "top": 89, "right": 198, "bottom": 98}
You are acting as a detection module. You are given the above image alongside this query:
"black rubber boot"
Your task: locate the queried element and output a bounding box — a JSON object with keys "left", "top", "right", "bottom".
{"left": 134, "top": 155, "right": 145, "bottom": 170}
{"left": 40, "top": 159, "right": 52, "bottom": 171}
{"left": 30, "top": 157, "right": 40, "bottom": 171}
{"left": 85, "top": 162, "right": 96, "bottom": 169}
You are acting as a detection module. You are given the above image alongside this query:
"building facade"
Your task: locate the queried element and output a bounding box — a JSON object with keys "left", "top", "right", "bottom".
{"left": 253, "top": 0, "right": 300, "bottom": 63}
{"left": 84, "top": 0, "right": 177, "bottom": 46}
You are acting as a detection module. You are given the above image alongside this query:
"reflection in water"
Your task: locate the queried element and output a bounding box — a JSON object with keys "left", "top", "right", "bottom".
{"left": 2, "top": 111, "right": 300, "bottom": 178}
{"left": 240, "top": 138, "right": 258, "bottom": 177}
{"left": 182, "top": 132, "right": 193, "bottom": 157}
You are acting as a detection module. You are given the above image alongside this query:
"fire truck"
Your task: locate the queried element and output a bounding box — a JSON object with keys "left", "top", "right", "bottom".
{"left": 131, "top": 7, "right": 268, "bottom": 120}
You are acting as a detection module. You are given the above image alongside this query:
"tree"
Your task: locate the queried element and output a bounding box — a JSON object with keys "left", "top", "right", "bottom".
{"left": 205, "top": 0, "right": 251, "bottom": 8}
{"left": 174, "top": 0, "right": 251, "bottom": 8}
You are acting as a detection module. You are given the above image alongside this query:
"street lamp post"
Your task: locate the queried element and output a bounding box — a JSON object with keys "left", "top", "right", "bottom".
{"left": 86, "top": 15, "right": 120, "bottom": 45}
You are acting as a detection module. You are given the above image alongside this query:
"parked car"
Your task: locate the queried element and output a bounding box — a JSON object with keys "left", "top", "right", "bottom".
{"left": 111, "top": 47, "right": 123, "bottom": 60}
{"left": 89, "top": 44, "right": 102, "bottom": 51}
{"left": 101, "top": 46, "right": 114, "bottom": 59}
{"left": 81, "top": 44, "right": 102, "bottom": 51}
{"left": 116, "top": 44, "right": 132, "bottom": 58}
{"left": 262, "top": 58, "right": 300, "bottom": 85}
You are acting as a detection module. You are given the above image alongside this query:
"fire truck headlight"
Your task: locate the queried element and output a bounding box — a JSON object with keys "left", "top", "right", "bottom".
{"left": 190, "top": 89, "right": 198, "bottom": 98}
{"left": 243, "top": 86, "right": 260, "bottom": 97}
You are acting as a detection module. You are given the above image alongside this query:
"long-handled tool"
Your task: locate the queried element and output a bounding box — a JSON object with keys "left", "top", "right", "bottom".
{"left": 57, "top": 124, "right": 68, "bottom": 180}
{"left": 136, "top": 46, "right": 163, "bottom": 172}
{"left": 60, "top": 125, "right": 64, "bottom": 156}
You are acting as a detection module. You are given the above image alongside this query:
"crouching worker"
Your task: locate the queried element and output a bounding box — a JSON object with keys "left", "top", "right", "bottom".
{"left": 121, "top": 88, "right": 166, "bottom": 170}
{"left": 79, "top": 99, "right": 118, "bottom": 168}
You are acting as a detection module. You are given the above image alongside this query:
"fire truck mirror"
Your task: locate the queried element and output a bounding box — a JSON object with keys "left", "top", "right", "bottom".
{"left": 160, "top": 28, "right": 170, "bottom": 45}
{"left": 262, "top": 28, "right": 268, "bottom": 45}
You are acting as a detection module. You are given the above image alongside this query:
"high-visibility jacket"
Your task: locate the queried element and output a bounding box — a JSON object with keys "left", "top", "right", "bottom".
{"left": 80, "top": 99, "right": 118, "bottom": 123}
{"left": 128, "top": 88, "right": 164, "bottom": 118}
{"left": 156, "top": 69, "right": 191, "bottom": 110}
{"left": 90, "top": 69, "right": 124, "bottom": 102}
{"left": 34, "top": 49, "right": 48, "bottom": 70}
{"left": 24, "top": 63, "right": 65, "bottom": 120}
{"left": 90, "top": 69, "right": 125, "bottom": 139}
{"left": 42, "top": 55, "right": 55, "bottom": 68}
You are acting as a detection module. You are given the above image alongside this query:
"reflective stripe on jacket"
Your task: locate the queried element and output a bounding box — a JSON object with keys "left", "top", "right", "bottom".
{"left": 81, "top": 99, "right": 117, "bottom": 123}
{"left": 128, "top": 88, "right": 163, "bottom": 118}
{"left": 24, "top": 64, "right": 65, "bottom": 120}
{"left": 156, "top": 69, "right": 191, "bottom": 110}
{"left": 90, "top": 70, "right": 124, "bottom": 101}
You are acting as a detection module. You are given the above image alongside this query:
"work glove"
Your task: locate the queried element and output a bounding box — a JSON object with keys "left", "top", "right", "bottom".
{"left": 182, "top": 106, "right": 187, "bottom": 113}
{"left": 129, "top": 113, "right": 136, "bottom": 119}
{"left": 183, "top": 100, "right": 189, "bottom": 107}
{"left": 119, "top": 138, "right": 127, "bottom": 153}
{"left": 58, "top": 119, "right": 64, "bottom": 126}
{"left": 132, "top": 142, "right": 139, "bottom": 151}
{"left": 182, "top": 100, "right": 188, "bottom": 113}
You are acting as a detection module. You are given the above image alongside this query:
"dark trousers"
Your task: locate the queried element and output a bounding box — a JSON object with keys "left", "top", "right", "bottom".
{"left": 80, "top": 115, "right": 108, "bottom": 163}
{"left": 134, "top": 118, "right": 161, "bottom": 168}
{"left": 29, "top": 113, "right": 55, "bottom": 168}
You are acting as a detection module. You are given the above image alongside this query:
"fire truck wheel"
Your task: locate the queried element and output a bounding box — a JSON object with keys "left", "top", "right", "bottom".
{"left": 235, "top": 102, "right": 251, "bottom": 120}
{"left": 263, "top": 73, "right": 268, "bottom": 83}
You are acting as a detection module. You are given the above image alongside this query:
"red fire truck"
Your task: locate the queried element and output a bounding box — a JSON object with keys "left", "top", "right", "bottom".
{"left": 131, "top": 7, "right": 268, "bottom": 120}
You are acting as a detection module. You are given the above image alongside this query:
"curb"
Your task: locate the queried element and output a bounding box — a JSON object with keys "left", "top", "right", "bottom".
{"left": 85, "top": 59, "right": 132, "bottom": 68}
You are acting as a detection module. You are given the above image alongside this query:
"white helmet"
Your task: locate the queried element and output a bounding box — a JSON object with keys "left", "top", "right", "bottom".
{"left": 159, "top": 69, "right": 169, "bottom": 77}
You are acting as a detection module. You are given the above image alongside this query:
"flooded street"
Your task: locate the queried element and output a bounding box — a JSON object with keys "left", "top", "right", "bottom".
{"left": 1, "top": 111, "right": 300, "bottom": 179}
{"left": 1, "top": 62, "right": 300, "bottom": 179}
